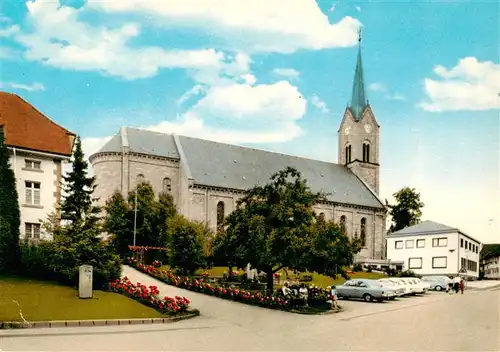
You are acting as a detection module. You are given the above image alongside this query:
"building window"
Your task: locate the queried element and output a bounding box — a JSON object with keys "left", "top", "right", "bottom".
{"left": 469, "top": 242, "right": 472, "bottom": 251}
{"left": 395, "top": 240, "right": 403, "bottom": 249}
{"left": 137, "top": 173, "right": 145, "bottom": 184}
{"left": 345, "top": 145, "right": 352, "bottom": 164}
{"left": 432, "top": 237, "right": 448, "bottom": 247}
{"left": 405, "top": 239, "right": 414, "bottom": 249}
{"left": 216, "top": 201, "right": 225, "bottom": 232}
{"left": 464, "top": 240, "right": 468, "bottom": 250}
{"left": 318, "top": 212, "right": 325, "bottom": 222}
{"left": 417, "top": 239, "right": 425, "bottom": 248}
{"left": 360, "top": 217, "right": 366, "bottom": 247}
{"left": 25, "top": 223, "right": 41, "bottom": 239}
{"left": 25, "top": 181, "right": 41, "bottom": 205}
{"left": 432, "top": 257, "right": 447, "bottom": 269}
{"left": 339, "top": 215, "right": 347, "bottom": 233}
{"left": 25, "top": 159, "right": 41, "bottom": 170}
{"left": 460, "top": 239, "right": 464, "bottom": 248}
{"left": 409, "top": 257, "right": 423, "bottom": 269}
{"left": 162, "top": 177, "right": 172, "bottom": 193}
{"left": 362, "top": 143, "right": 370, "bottom": 163}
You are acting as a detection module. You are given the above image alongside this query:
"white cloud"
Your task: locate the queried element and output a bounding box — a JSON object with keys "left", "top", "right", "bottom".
{"left": 273, "top": 68, "right": 300, "bottom": 80}
{"left": 176, "top": 85, "right": 205, "bottom": 106}
{"left": 420, "top": 57, "right": 500, "bottom": 112}
{"left": 0, "top": 25, "right": 20, "bottom": 37}
{"left": 0, "top": 81, "right": 45, "bottom": 92}
{"left": 356, "top": 6, "right": 362, "bottom": 12}
{"left": 368, "top": 82, "right": 407, "bottom": 101}
{"left": 368, "top": 82, "right": 386, "bottom": 92}
{"left": 88, "top": 0, "right": 362, "bottom": 53}
{"left": 310, "top": 94, "right": 329, "bottom": 113}
{"left": 11, "top": 0, "right": 225, "bottom": 80}
{"left": 83, "top": 80, "right": 307, "bottom": 157}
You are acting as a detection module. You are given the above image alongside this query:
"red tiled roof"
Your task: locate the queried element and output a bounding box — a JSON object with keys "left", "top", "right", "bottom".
{"left": 0, "top": 92, "right": 75, "bottom": 156}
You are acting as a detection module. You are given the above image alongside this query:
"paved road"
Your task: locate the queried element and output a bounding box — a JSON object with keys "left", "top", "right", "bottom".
{"left": 1, "top": 267, "right": 498, "bottom": 351}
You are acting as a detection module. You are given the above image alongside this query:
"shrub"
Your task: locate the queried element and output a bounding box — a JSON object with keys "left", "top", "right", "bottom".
{"left": 352, "top": 263, "right": 363, "bottom": 272}
{"left": 166, "top": 215, "right": 208, "bottom": 276}
{"left": 19, "top": 240, "right": 55, "bottom": 280}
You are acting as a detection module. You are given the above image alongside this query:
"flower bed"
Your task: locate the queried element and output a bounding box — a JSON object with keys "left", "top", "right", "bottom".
{"left": 126, "top": 258, "right": 333, "bottom": 313}
{"left": 110, "top": 277, "right": 198, "bottom": 316}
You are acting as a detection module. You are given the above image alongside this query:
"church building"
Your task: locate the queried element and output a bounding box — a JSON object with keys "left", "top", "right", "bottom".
{"left": 90, "top": 37, "right": 388, "bottom": 263}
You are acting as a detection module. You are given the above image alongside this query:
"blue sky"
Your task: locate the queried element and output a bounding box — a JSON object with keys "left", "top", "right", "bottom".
{"left": 1, "top": 0, "right": 499, "bottom": 243}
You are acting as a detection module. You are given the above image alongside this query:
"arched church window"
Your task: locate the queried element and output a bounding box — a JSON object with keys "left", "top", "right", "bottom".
{"left": 216, "top": 201, "right": 225, "bottom": 232}
{"left": 360, "top": 217, "right": 367, "bottom": 247}
{"left": 339, "top": 215, "right": 347, "bottom": 233}
{"left": 345, "top": 145, "right": 352, "bottom": 164}
{"left": 137, "top": 173, "right": 145, "bottom": 184}
{"left": 319, "top": 212, "right": 325, "bottom": 222}
{"left": 163, "top": 177, "right": 172, "bottom": 193}
{"left": 363, "top": 143, "right": 370, "bottom": 163}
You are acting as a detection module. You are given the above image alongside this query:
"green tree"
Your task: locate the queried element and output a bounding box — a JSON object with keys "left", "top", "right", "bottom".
{"left": 386, "top": 187, "right": 425, "bottom": 232}
{"left": 60, "top": 136, "right": 100, "bottom": 229}
{"left": 166, "top": 214, "right": 208, "bottom": 275}
{"left": 104, "top": 191, "right": 132, "bottom": 256}
{"left": 307, "top": 220, "right": 362, "bottom": 279}
{"left": 222, "top": 167, "right": 323, "bottom": 294}
{"left": 46, "top": 135, "right": 121, "bottom": 288}
{"left": 0, "top": 125, "right": 21, "bottom": 273}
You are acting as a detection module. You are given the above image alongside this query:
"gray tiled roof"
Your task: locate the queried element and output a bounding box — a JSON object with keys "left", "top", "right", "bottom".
{"left": 387, "top": 220, "right": 458, "bottom": 236}
{"left": 96, "top": 128, "right": 180, "bottom": 159}
{"left": 93, "top": 128, "right": 384, "bottom": 209}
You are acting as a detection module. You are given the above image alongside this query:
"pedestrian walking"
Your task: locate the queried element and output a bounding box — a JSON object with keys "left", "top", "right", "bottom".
{"left": 453, "top": 275, "right": 461, "bottom": 294}
{"left": 460, "top": 279, "right": 465, "bottom": 294}
{"left": 330, "top": 286, "right": 339, "bottom": 310}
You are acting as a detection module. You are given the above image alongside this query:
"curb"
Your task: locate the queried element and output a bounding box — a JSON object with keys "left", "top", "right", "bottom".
{"left": 0, "top": 311, "right": 199, "bottom": 330}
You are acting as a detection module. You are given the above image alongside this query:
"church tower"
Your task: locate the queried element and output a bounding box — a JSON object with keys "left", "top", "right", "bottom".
{"left": 338, "top": 30, "right": 380, "bottom": 195}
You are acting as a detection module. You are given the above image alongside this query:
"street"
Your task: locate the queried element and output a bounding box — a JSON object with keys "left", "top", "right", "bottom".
{"left": 1, "top": 268, "right": 499, "bottom": 351}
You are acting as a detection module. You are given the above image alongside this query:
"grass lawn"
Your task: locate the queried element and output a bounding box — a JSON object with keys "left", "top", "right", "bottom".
{"left": 161, "top": 265, "right": 386, "bottom": 288}
{"left": 0, "top": 276, "right": 166, "bottom": 322}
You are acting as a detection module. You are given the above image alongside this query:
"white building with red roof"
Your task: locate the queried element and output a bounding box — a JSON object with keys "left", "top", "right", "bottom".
{"left": 0, "top": 92, "right": 75, "bottom": 240}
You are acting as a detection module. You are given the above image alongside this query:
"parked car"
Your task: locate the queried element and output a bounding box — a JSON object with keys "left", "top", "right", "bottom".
{"left": 336, "top": 279, "right": 397, "bottom": 302}
{"left": 378, "top": 278, "right": 406, "bottom": 298}
{"left": 421, "top": 276, "right": 451, "bottom": 292}
{"left": 391, "top": 278, "right": 414, "bottom": 295}
{"left": 403, "top": 277, "right": 428, "bottom": 294}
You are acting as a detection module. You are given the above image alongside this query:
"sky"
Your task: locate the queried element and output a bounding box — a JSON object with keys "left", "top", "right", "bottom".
{"left": 1, "top": 0, "right": 499, "bottom": 244}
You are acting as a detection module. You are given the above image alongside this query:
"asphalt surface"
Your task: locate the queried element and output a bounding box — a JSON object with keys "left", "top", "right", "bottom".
{"left": 1, "top": 267, "right": 498, "bottom": 351}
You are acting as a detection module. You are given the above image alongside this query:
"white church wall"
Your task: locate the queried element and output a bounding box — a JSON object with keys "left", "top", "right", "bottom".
{"left": 91, "top": 152, "right": 123, "bottom": 208}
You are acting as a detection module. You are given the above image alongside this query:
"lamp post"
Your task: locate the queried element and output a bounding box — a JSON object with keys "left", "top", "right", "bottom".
{"left": 133, "top": 182, "right": 138, "bottom": 246}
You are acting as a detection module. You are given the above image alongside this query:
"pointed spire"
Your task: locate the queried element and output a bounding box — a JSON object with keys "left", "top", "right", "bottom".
{"left": 350, "top": 28, "right": 367, "bottom": 120}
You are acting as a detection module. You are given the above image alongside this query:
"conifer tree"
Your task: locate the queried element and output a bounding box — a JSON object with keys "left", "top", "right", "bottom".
{"left": 60, "top": 136, "right": 100, "bottom": 230}
{"left": 0, "top": 125, "right": 21, "bottom": 273}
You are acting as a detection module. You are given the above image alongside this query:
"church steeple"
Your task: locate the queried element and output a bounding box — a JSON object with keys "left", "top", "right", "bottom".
{"left": 350, "top": 29, "right": 367, "bottom": 120}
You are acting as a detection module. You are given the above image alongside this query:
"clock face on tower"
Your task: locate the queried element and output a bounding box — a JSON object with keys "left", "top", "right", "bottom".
{"left": 364, "top": 123, "right": 372, "bottom": 133}
{"left": 344, "top": 126, "right": 351, "bottom": 135}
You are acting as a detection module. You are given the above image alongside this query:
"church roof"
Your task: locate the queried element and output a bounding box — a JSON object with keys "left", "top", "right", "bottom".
{"left": 350, "top": 34, "right": 368, "bottom": 120}
{"left": 93, "top": 127, "right": 385, "bottom": 210}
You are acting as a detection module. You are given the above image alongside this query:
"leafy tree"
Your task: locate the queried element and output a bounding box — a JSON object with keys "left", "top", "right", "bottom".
{"left": 306, "top": 220, "right": 361, "bottom": 279}
{"left": 104, "top": 184, "right": 177, "bottom": 256}
{"left": 222, "top": 167, "right": 323, "bottom": 294}
{"left": 386, "top": 187, "right": 425, "bottom": 232}
{"left": 166, "top": 214, "right": 209, "bottom": 275}
{"left": 104, "top": 191, "right": 132, "bottom": 256}
{"left": 60, "top": 136, "right": 100, "bottom": 229}
{"left": 0, "top": 125, "right": 21, "bottom": 273}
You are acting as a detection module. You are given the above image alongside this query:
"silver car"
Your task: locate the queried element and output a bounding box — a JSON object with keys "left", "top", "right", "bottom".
{"left": 337, "top": 279, "right": 397, "bottom": 302}
{"left": 421, "top": 276, "right": 451, "bottom": 292}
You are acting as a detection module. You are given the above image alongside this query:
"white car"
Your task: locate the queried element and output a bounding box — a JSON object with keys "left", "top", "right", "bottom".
{"left": 390, "top": 278, "right": 413, "bottom": 296}
{"left": 404, "top": 277, "right": 428, "bottom": 294}
{"left": 378, "top": 278, "right": 406, "bottom": 298}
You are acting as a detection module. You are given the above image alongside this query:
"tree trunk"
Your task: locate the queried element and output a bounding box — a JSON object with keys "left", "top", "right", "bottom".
{"left": 266, "top": 268, "right": 274, "bottom": 296}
